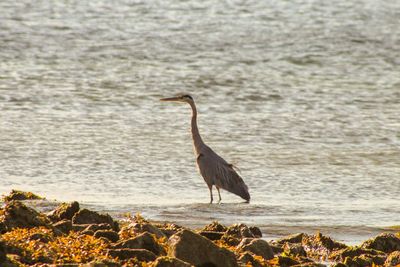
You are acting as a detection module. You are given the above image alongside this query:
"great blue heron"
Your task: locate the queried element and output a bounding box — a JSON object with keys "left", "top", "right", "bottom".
{"left": 160, "top": 94, "right": 250, "bottom": 203}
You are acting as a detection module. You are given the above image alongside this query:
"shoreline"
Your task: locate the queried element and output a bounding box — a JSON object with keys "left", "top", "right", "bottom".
{"left": 1, "top": 190, "right": 400, "bottom": 266}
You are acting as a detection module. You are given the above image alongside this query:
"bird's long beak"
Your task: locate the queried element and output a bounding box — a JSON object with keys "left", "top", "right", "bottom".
{"left": 160, "top": 97, "right": 181, "bottom": 102}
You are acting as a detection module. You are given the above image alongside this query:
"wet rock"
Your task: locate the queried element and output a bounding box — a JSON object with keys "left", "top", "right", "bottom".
{"left": 112, "top": 231, "right": 166, "bottom": 256}
{"left": 238, "top": 252, "right": 264, "bottom": 267}
{"left": 48, "top": 201, "right": 80, "bottom": 222}
{"left": 94, "top": 230, "right": 119, "bottom": 243}
{"left": 302, "top": 232, "right": 347, "bottom": 252}
{"left": 225, "top": 223, "right": 256, "bottom": 239}
{"left": 84, "top": 223, "right": 114, "bottom": 232}
{"left": 201, "top": 221, "right": 228, "bottom": 232}
{"left": 276, "top": 233, "right": 304, "bottom": 245}
{"left": 72, "top": 209, "right": 119, "bottom": 232}
{"left": 83, "top": 260, "right": 122, "bottom": 267}
{"left": 301, "top": 232, "right": 346, "bottom": 259}
{"left": 284, "top": 242, "right": 307, "bottom": 257}
{"left": 0, "top": 201, "right": 50, "bottom": 232}
{"left": 276, "top": 255, "right": 301, "bottom": 267}
{"left": 342, "top": 254, "right": 384, "bottom": 267}
{"left": 156, "top": 223, "right": 184, "bottom": 238}
{"left": 168, "top": 229, "right": 238, "bottom": 267}
{"left": 249, "top": 226, "right": 262, "bottom": 238}
{"left": 221, "top": 223, "right": 256, "bottom": 246}
{"left": 3, "top": 190, "right": 43, "bottom": 202}
{"left": 107, "top": 248, "right": 157, "bottom": 261}
{"left": 330, "top": 247, "right": 386, "bottom": 262}
{"left": 152, "top": 256, "right": 192, "bottom": 267}
{"left": 361, "top": 233, "right": 400, "bottom": 253}
{"left": 0, "top": 241, "right": 6, "bottom": 263}
{"left": 237, "top": 238, "right": 274, "bottom": 260}
{"left": 82, "top": 229, "right": 95, "bottom": 236}
{"left": 131, "top": 222, "right": 166, "bottom": 239}
{"left": 385, "top": 251, "right": 400, "bottom": 267}
{"left": 270, "top": 244, "right": 284, "bottom": 254}
{"left": 292, "top": 263, "right": 326, "bottom": 267}
{"left": 52, "top": 219, "right": 73, "bottom": 234}
{"left": 198, "top": 230, "right": 224, "bottom": 241}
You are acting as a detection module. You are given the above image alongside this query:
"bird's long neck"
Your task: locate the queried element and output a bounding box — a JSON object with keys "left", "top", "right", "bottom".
{"left": 189, "top": 101, "right": 204, "bottom": 154}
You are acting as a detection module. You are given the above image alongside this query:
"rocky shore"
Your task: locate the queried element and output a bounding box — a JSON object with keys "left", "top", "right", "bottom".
{"left": 0, "top": 190, "right": 399, "bottom": 267}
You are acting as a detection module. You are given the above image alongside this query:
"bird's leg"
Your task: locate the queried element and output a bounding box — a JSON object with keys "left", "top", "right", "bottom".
{"left": 216, "top": 187, "right": 222, "bottom": 204}
{"left": 208, "top": 185, "right": 213, "bottom": 204}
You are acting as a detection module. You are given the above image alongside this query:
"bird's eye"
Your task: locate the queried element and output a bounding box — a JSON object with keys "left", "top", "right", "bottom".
{"left": 182, "top": 95, "right": 193, "bottom": 100}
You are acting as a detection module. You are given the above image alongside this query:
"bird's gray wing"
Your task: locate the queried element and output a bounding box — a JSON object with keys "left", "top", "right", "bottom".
{"left": 196, "top": 151, "right": 250, "bottom": 201}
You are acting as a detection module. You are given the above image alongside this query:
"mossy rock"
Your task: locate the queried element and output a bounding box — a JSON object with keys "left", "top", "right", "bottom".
{"left": 48, "top": 201, "right": 80, "bottom": 222}
{"left": 72, "top": 209, "right": 119, "bottom": 232}
{"left": 237, "top": 238, "right": 274, "bottom": 260}
{"left": 0, "top": 201, "right": 50, "bottom": 232}
{"left": 152, "top": 256, "right": 192, "bottom": 267}
{"left": 168, "top": 229, "right": 238, "bottom": 267}
{"left": 330, "top": 246, "right": 386, "bottom": 262}
{"left": 385, "top": 251, "right": 400, "bottom": 266}
{"left": 2, "top": 190, "right": 43, "bottom": 202}
{"left": 112, "top": 231, "right": 166, "bottom": 256}
{"left": 201, "top": 221, "right": 228, "bottom": 232}
{"left": 361, "top": 232, "right": 400, "bottom": 253}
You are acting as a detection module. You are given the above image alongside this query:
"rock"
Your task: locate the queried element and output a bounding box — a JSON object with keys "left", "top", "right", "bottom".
{"left": 221, "top": 223, "right": 256, "bottom": 246}
{"left": 276, "top": 255, "right": 301, "bottom": 267}
{"left": 72, "top": 209, "right": 119, "bottom": 232}
{"left": 201, "top": 221, "right": 228, "bottom": 232}
{"left": 330, "top": 263, "right": 347, "bottom": 267}
{"left": 198, "top": 230, "right": 224, "bottom": 241}
{"left": 270, "top": 244, "right": 284, "bottom": 254}
{"left": 292, "top": 263, "right": 326, "bottom": 267}
{"left": 94, "top": 230, "right": 119, "bottom": 243}
{"left": 52, "top": 219, "right": 73, "bottom": 234}
{"left": 83, "top": 260, "right": 121, "bottom": 267}
{"left": 0, "top": 201, "right": 50, "bottom": 232}
{"left": 249, "top": 226, "right": 262, "bottom": 238}
{"left": 330, "top": 247, "right": 386, "bottom": 262}
{"left": 151, "top": 256, "right": 192, "bottom": 267}
{"left": 237, "top": 238, "right": 274, "bottom": 260}
{"left": 82, "top": 230, "right": 95, "bottom": 236}
{"left": 276, "top": 233, "right": 304, "bottom": 245}
{"left": 238, "top": 252, "right": 264, "bottom": 267}
{"left": 107, "top": 248, "right": 157, "bottom": 261}
{"left": 156, "top": 223, "right": 184, "bottom": 238}
{"left": 123, "top": 222, "right": 166, "bottom": 239}
{"left": 385, "top": 251, "right": 400, "bottom": 267}
{"left": 225, "top": 223, "right": 256, "bottom": 239}
{"left": 0, "top": 241, "right": 7, "bottom": 263}
{"left": 112, "top": 232, "right": 165, "bottom": 256}
{"left": 361, "top": 233, "right": 400, "bottom": 253}
{"left": 343, "top": 255, "right": 376, "bottom": 267}
{"left": 85, "top": 223, "right": 114, "bottom": 232}
{"left": 168, "top": 229, "right": 238, "bottom": 267}
{"left": 302, "top": 232, "right": 347, "bottom": 252}
{"left": 48, "top": 201, "right": 80, "bottom": 222}
{"left": 3, "top": 190, "right": 43, "bottom": 202}
{"left": 284, "top": 242, "right": 307, "bottom": 257}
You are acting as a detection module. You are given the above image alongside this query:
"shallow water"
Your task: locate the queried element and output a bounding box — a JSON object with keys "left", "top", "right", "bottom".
{"left": 1, "top": 0, "right": 399, "bottom": 243}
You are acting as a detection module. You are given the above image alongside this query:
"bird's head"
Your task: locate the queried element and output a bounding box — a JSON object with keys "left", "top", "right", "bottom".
{"left": 160, "top": 94, "right": 194, "bottom": 104}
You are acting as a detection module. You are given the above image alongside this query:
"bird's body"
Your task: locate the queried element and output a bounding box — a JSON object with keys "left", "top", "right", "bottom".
{"left": 160, "top": 94, "right": 250, "bottom": 203}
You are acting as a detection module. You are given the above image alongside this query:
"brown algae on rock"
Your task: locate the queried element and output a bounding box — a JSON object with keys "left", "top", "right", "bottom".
{"left": 1, "top": 191, "right": 400, "bottom": 266}
{"left": 2, "top": 190, "right": 44, "bottom": 202}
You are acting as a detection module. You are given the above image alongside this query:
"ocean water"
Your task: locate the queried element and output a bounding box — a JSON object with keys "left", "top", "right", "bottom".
{"left": 1, "top": 0, "right": 399, "bottom": 243}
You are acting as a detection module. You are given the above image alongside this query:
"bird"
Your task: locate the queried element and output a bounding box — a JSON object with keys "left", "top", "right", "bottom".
{"left": 160, "top": 94, "right": 250, "bottom": 204}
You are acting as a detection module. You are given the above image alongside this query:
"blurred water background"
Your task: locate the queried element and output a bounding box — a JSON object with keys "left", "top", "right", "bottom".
{"left": 1, "top": 0, "right": 399, "bottom": 243}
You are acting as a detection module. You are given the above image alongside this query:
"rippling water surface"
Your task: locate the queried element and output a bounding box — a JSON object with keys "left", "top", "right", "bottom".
{"left": 1, "top": 0, "right": 399, "bottom": 242}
